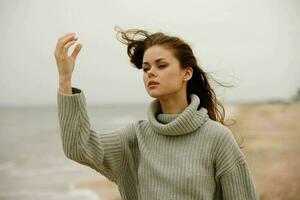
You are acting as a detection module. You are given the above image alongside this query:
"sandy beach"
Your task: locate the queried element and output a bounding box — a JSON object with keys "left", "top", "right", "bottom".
{"left": 230, "top": 102, "right": 300, "bottom": 200}
{"left": 74, "top": 102, "right": 300, "bottom": 200}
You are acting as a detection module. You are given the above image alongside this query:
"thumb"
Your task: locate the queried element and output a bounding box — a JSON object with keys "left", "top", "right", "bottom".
{"left": 71, "top": 43, "right": 82, "bottom": 59}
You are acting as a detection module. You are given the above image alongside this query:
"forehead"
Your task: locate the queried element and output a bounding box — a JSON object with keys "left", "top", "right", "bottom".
{"left": 143, "top": 45, "right": 174, "bottom": 63}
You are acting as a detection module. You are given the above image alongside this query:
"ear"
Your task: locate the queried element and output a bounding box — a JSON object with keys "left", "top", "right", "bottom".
{"left": 183, "top": 67, "right": 193, "bottom": 81}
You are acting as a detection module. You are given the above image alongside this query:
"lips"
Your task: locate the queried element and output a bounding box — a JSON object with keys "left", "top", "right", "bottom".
{"left": 148, "top": 80, "right": 159, "bottom": 87}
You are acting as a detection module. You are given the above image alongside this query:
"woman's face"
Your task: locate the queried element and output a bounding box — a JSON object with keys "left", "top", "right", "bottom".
{"left": 142, "top": 45, "right": 191, "bottom": 98}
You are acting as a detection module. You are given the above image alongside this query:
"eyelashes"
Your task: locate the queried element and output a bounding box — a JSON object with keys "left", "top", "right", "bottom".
{"left": 143, "top": 65, "right": 167, "bottom": 72}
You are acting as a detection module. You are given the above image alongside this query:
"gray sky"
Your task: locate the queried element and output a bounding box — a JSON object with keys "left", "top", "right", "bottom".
{"left": 0, "top": 0, "right": 299, "bottom": 106}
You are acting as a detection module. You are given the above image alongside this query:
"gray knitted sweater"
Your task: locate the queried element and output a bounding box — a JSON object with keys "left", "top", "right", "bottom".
{"left": 57, "top": 87, "right": 259, "bottom": 200}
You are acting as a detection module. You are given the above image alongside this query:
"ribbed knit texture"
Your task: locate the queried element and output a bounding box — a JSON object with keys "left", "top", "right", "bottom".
{"left": 57, "top": 87, "right": 259, "bottom": 200}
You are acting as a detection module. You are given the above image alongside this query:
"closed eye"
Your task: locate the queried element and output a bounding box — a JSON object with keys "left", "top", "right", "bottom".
{"left": 143, "top": 65, "right": 167, "bottom": 72}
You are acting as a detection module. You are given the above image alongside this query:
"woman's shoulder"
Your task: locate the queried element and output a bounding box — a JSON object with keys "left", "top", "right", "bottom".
{"left": 202, "top": 119, "right": 233, "bottom": 137}
{"left": 117, "top": 119, "right": 146, "bottom": 139}
{"left": 201, "top": 119, "right": 240, "bottom": 147}
{"left": 203, "top": 119, "right": 246, "bottom": 162}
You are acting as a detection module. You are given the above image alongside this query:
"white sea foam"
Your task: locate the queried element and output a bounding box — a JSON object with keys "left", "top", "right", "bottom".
{"left": 68, "top": 183, "right": 99, "bottom": 200}
{"left": 0, "top": 189, "right": 99, "bottom": 200}
{"left": 9, "top": 165, "right": 82, "bottom": 177}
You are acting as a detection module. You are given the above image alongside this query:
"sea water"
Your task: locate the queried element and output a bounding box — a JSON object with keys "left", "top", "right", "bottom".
{"left": 0, "top": 104, "right": 147, "bottom": 200}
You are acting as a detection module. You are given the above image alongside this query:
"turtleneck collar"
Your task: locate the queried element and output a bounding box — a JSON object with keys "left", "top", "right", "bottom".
{"left": 147, "top": 93, "right": 210, "bottom": 136}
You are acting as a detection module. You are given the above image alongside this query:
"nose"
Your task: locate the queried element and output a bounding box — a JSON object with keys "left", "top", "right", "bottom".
{"left": 146, "top": 67, "right": 157, "bottom": 78}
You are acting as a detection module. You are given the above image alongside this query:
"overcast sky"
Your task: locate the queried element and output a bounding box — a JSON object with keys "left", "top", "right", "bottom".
{"left": 0, "top": 0, "right": 299, "bottom": 106}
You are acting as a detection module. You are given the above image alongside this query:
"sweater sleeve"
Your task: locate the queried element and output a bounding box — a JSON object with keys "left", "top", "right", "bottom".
{"left": 220, "top": 161, "right": 259, "bottom": 200}
{"left": 213, "top": 126, "right": 259, "bottom": 200}
{"left": 57, "top": 87, "right": 133, "bottom": 183}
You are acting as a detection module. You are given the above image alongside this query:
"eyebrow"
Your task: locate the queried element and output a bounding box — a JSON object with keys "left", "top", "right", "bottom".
{"left": 142, "top": 58, "right": 167, "bottom": 65}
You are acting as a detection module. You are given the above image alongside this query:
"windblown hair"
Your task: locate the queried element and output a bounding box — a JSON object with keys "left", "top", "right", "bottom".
{"left": 114, "top": 26, "right": 242, "bottom": 147}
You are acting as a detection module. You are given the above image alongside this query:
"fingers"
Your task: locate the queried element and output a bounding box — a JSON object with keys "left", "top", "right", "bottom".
{"left": 62, "top": 38, "right": 78, "bottom": 57}
{"left": 71, "top": 43, "right": 82, "bottom": 59}
{"left": 61, "top": 32, "right": 75, "bottom": 39}
{"left": 55, "top": 33, "right": 76, "bottom": 57}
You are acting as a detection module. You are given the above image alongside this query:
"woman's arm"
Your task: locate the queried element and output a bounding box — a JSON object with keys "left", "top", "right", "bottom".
{"left": 54, "top": 33, "right": 130, "bottom": 182}
{"left": 57, "top": 87, "right": 133, "bottom": 182}
{"left": 219, "top": 161, "right": 258, "bottom": 199}
{"left": 213, "top": 126, "right": 259, "bottom": 200}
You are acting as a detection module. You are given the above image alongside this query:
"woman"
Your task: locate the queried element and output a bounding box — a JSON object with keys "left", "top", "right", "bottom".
{"left": 54, "top": 27, "right": 259, "bottom": 200}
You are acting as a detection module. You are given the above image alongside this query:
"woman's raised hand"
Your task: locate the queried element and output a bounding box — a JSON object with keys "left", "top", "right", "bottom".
{"left": 54, "top": 33, "right": 82, "bottom": 83}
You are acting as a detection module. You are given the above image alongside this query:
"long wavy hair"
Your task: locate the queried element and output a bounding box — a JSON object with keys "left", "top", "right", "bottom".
{"left": 114, "top": 26, "right": 243, "bottom": 147}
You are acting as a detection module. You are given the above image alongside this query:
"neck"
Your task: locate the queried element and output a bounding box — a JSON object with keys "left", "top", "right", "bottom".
{"left": 147, "top": 93, "right": 209, "bottom": 136}
{"left": 158, "top": 90, "right": 190, "bottom": 114}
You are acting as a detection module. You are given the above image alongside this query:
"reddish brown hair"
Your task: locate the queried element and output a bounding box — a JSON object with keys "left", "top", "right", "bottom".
{"left": 114, "top": 26, "right": 238, "bottom": 130}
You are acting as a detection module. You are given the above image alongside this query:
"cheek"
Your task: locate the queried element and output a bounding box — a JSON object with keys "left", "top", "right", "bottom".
{"left": 162, "top": 72, "right": 183, "bottom": 88}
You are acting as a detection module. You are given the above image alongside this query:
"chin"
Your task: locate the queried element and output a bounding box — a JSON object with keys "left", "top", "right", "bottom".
{"left": 147, "top": 92, "right": 161, "bottom": 99}
{"left": 147, "top": 89, "right": 175, "bottom": 99}
{"left": 147, "top": 89, "right": 163, "bottom": 99}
